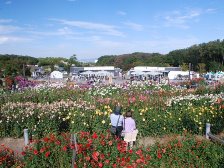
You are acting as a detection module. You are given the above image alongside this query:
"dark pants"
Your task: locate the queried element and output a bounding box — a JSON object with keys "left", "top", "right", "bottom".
{"left": 112, "top": 126, "right": 123, "bottom": 139}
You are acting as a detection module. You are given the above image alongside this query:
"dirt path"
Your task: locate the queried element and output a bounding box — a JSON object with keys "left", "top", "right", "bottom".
{"left": 0, "top": 137, "right": 24, "bottom": 154}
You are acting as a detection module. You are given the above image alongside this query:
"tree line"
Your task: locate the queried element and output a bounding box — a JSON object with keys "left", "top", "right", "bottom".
{"left": 1, "top": 39, "right": 224, "bottom": 77}
{"left": 96, "top": 39, "right": 224, "bottom": 72}
{"left": 0, "top": 54, "right": 82, "bottom": 77}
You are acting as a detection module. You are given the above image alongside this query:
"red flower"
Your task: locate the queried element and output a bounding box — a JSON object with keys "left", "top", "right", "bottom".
{"left": 70, "top": 144, "right": 75, "bottom": 149}
{"left": 112, "top": 163, "right": 117, "bottom": 168}
{"left": 40, "top": 147, "right": 46, "bottom": 153}
{"left": 21, "top": 151, "right": 26, "bottom": 156}
{"left": 98, "top": 162, "right": 103, "bottom": 167}
{"left": 33, "top": 150, "right": 38, "bottom": 155}
{"left": 92, "top": 151, "right": 99, "bottom": 161}
{"left": 100, "top": 140, "right": 106, "bottom": 146}
{"left": 146, "top": 154, "right": 151, "bottom": 161}
{"left": 136, "top": 158, "right": 144, "bottom": 164}
{"left": 62, "top": 146, "right": 67, "bottom": 151}
{"left": 128, "top": 149, "right": 133, "bottom": 154}
{"left": 85, "top": 156, "right": 90, "bottom": 161}
{"left": 43, "top": 137, "right": 49, "bottom": 143}
{"left": 55, "top": 140, "right": 61, "bottom": 145}
{"left": 135, "top": 149, "right": 142, "bottom": 156}
{"left": 45, "top": 151, "right": 50, "bottom": 158}
{"left": 105, "top": 159, "right": 110, "bottom": 164}
{"left": 86, "top": 143, "right": 91, "bottom": 149}
{"left": 92, "top": 132, "right": 98, "bottom": 139}
{"left": 157, "top": 151, "right": 162, "bottom": 159}
{"left": 100, "top": 154, "right": 105, "bottom": 160}
{"left": 87, "top": 139, "right": 93, "bottom": 144}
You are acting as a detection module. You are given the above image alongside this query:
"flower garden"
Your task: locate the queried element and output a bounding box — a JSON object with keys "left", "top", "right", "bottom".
{"left": 0, "top": 80, "right": 224, "bottom": 167}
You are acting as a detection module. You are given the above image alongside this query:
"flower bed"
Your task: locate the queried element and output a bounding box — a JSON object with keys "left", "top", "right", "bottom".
{"left": 0, "top": 83, "right": 224, "bottom": 138}
{"left": 1, "top": 132, "right": 224, "bottom": 168}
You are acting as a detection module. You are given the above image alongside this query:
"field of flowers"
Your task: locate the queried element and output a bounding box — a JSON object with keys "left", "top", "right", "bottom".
{"left": 0, "top": 80, "right": 224, "bottom": 167}
{"left": 0, "top": 82, "right": 224, "bottom": 138}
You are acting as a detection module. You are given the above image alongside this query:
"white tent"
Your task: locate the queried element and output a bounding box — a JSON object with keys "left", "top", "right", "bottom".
{"left": 80, "top": 71, "right": 94, "bottom": 75}
{"left": 96, "top": 71, "right": 112, "bottom": 76}
{"left": 145, "top": 71, "right": 163, "bottom": 76}
{"left": 168, "top": 71, "right": 191, "bottom": 80}
{"left": 131, "top": 71, "right": 146, "bottom": 75}
{"left": 50, "top": 71, "right": 63, "bottom": 79}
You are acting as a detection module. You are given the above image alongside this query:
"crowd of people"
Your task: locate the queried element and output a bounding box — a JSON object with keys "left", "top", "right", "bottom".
{"left": 109, "top": 103, "right": 138, "bottom": 149}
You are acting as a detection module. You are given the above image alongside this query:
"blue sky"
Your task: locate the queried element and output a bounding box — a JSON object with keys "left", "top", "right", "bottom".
{"left": 0, "top": 0, "right": 224, "bottom": 61}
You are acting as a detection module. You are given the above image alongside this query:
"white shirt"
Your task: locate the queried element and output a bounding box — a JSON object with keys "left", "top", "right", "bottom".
{"left": 110, "top": 113, "right": 124, "bottom": 127}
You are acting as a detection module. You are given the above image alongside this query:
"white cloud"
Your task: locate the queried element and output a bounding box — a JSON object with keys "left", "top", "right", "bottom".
{"left": 0, "top": 35, "right": 30, "bottom": 44}
{"left": 51, "top": 19, "right": 124, "bottom": 37}
{"left": 162, "top": 9, "right": 202, "bottom": 29}
{"left": 29, "top": 27, "right": 79, "bottom": 36}
{"left": 0, "top": 19, "right": 13, "bottom": 23}
{"left": 117, "top": 11, "right": 127, "bottom": 16}
{"left": 0, "top": 25, "right": 20, "bottom": 34}
{"left": 123, "top": 21, "right": 143, "bottom": 31}
{"left": 206, "top": 8, "right": 217, "bottom": 13}
{"left": 5, "top": 1, "right": 12, "bottom": 5}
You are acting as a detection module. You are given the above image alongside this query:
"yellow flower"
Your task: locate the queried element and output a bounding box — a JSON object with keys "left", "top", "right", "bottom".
{"left": 153, "top": 118, "right": 156, "bottom": 121}
{"left": 102, "top": 120, "right": 105, "bottom": 124}
{"left": 143, "top": 118, "right": 145, "bottom": 121}
{"left": 71, "top": 121, "right": 74, "bottom": 124}
{"left": 163, "top": 127, "right": 166, "bottom": 130}
{"left": 140, "top": 113, "right": 143, "bottom": 116}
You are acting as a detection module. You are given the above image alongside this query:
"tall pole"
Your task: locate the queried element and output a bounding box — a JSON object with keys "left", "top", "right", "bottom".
{"left": 189, "top": 63, "right": 191, "bottom": 81}
{"left": 23, "top": 64, "right": 25, "bottom": 77}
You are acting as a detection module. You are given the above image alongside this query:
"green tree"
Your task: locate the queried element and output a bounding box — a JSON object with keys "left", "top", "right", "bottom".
{"left": 198, "top": 63, "right": 206, "bottom": 74}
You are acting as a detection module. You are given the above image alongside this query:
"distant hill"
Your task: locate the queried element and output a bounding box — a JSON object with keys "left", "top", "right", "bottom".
{"left": 1, "top": 39, "right": 224, "bottom": 75}
{"left": 96, "top": 52, "right": 170, "bottom": 71}
{"left": 96, "top": 39, "right": 224, "bottom": 72}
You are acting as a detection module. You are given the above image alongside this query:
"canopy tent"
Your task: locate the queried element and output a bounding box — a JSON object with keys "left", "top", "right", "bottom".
{"left": 50, "top": 71, "right": 63, "bottom": 79}
{"left": 95, "top": 70, "right": 112, "bottom": 76}
{"left": 145, "top": 71, "right": 163, "bottom": 76}
{"left": 80, "top": 71, "right": 95, "bottom": 75}
{"left": 130, "top": 71, "right": 146, "bottom": 75}
{"left": 168, "top": 71, "right": 191, "bottom": 80}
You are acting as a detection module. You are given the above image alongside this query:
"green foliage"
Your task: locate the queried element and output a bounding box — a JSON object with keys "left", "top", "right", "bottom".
{"left": 0, "top": 54, "right": 38, "bottom": 76}
{"left": 96, "top": 39, "right": 224, "bottom": 72}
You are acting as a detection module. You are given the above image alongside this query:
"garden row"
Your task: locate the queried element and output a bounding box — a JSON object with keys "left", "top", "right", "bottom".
{"left": 1, "top": 131, "right": 224, "bottom": 168}
{"left": 0, "top": 83, "right": 224, "bottom": 138}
